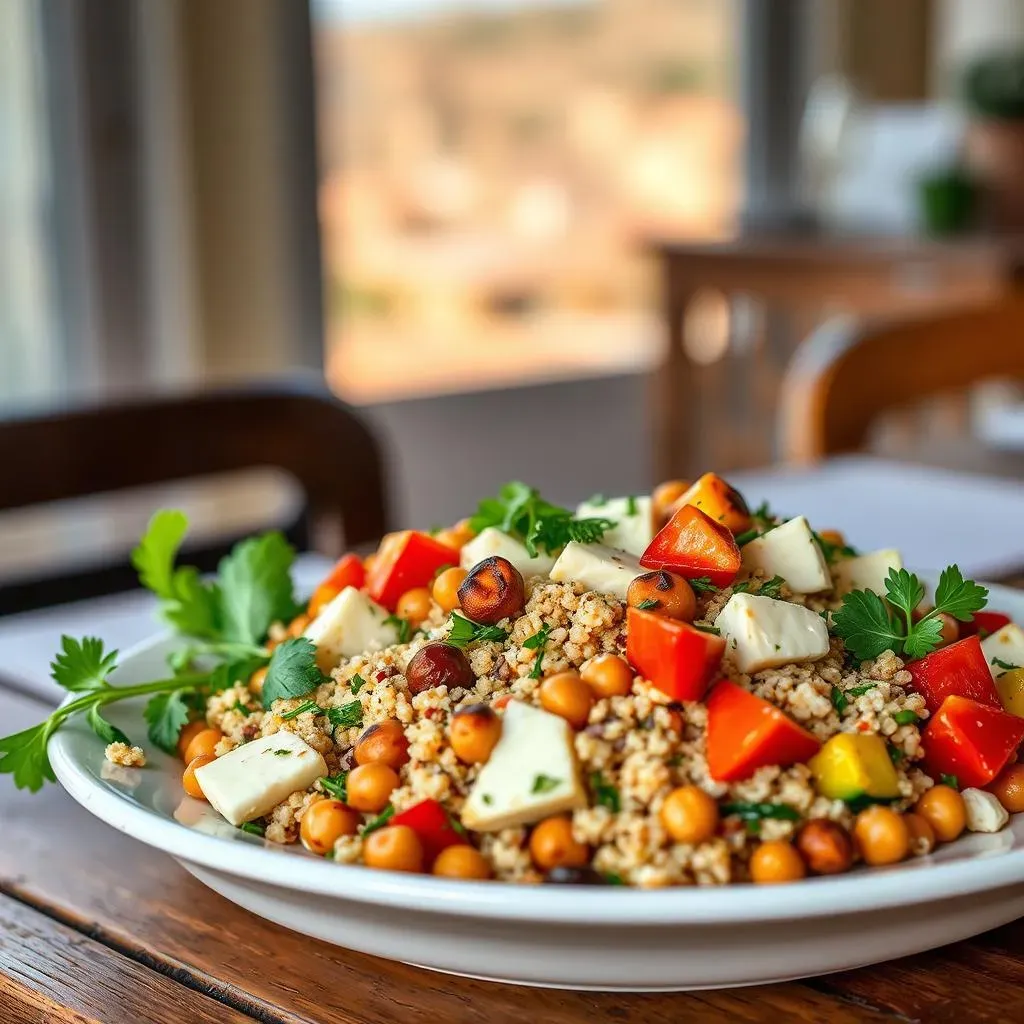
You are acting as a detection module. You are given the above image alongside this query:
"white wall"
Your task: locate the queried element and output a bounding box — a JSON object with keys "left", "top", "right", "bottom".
{"left": 933, "top": 0, "right": 1024, "bottom": 96}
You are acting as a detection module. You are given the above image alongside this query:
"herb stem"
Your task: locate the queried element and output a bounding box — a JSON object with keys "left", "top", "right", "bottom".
{"left": 53, "top": 674, "right": 211, "bottom": 724}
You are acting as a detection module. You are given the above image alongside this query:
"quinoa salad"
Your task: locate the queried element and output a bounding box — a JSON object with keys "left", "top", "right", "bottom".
{"left": 7, "top": 474, "right": 1024, "bottom": 887}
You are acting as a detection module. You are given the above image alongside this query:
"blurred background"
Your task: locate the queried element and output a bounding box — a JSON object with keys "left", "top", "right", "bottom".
{"left": 6, "top": 0, "right": 1024, "bottom": 600}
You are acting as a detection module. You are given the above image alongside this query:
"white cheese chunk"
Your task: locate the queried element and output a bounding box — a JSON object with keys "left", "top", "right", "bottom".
{"left": 460, "top": 527, "right": 557, "bottom": 578}
{"left": 740, "top": 516, "right": 831, "bottom": 594}
{"left": 832, "top": 549, "right": 903, "bottom": 596}
{"left": 981, "top": 623, "right": 1024, "bottom": 678}
{"left": 194, "top": 731, "right": 327, "bottom": 826}
{"left": 962, "top": 787, "right": 1009, "bottom": 833}
{"left": 575, "top": 495, "right": 654, "bottom": 557}
{"left": 462, "top": 701, "right": 587, "bottom": 832}
{"left": 714, "top": 593, "right": 830, "bottom": 674}
{"left": 549, "top": 541, "right": 643, "bottom": 600}
{"left": 305, "top": 586, "right": 398, "bottom": 673}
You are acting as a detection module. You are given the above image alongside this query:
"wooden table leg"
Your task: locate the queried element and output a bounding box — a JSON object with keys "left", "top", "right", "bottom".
{"left": 654, "top": 256, "right": 695, "bottom": 481}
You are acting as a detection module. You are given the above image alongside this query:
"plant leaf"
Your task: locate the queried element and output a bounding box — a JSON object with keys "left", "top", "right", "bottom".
{"left": 217, "top": 532, "right": 300, "bottom": 646}
{"left": 0, "top": 724, "right": 56, "bottom": 792}
{"left": 86, "top": 704, "right": 132, "bottom": 746}
{"left": 883, "top": 568, "right": 926, "bottom": 621}
{"left": 144, "top": 691, "right": 191, "bottom": 754}
{"left": 50, "top": 636, "right": 118, "bottom": 693}
{"left": 261, "top": 638, "right": 325, "bottom": 709}
{"left": 933, "top": 564, "right": 989, "bottom": 622}
{"left": 831, "top": 590, "right": 901, "bottom": 661}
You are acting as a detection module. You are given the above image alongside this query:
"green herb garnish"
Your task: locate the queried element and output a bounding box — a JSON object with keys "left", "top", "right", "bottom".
{"left": 625, "top": 495, "right": 639, "bottom": 516}
{"left": 756, "top": 575, "right": 786, "bottom": 599}
{"left": 590, "top": 771, "right": 621, "bottom": 812}
{"left": 844, "top": 793, "right": 899, "bottom": 813}
{"left": 887, "top": 744, "right": 905, "bottom": 764}
{"left": 531, "top": 773, "right": 561, "bottom": 794}
{"left": 693, "top": 623, "right": 720, "bottom": 636}
{"left": 281, "top": 699, "right": 321, "bottom": 720}
{"left": 635, "top": 598, "right": 659, "bottom": 611}
{"left": 720, "top": 801, "right": 799, "bottom": 822}
{"left": 524, "top": 624, "right": 553, "bottom": 679}
{"left": 830, "top": 686, "right": 848, "bottom": 715}
{"left": 447, "top": 611, "right": 509, "bottom": 648}
{"left": 261, "top": 638, "right": 326, "bottom": 710}
{"left": 350, "top": 673, "right": 367, "bottom": 695}
{"left": 941, "top": 773, "right": 959, "bottom": 790}
{"left": 362, "top": 804, "right": 395, "bottom": 835}
{"left": 812, "top": 530, "right": 858, "bottom": 564}
{"left": 240, "top": 822, "right": 265, "bottom": 837}
{"left": 892, "top": 709, "right": 919, "bottom": 726}
{"left": 320, "top": 773, "right": 348, "bottom": 801}
{"left": 992, "top": 657, "right": 1019, "bottom": 675}
{"left": 844, "top": 683, "right": 877, "bottom": 698}
{"left": 384, "top": 614, "right": 412, "bottom": 645}
{"left": 734, "top": 529, "right": 759, "bottom": 547}
{"left": 326, "top": 702, "right": 363, "bottom": 730}
{"left": 687, "top": 576, "right": 717, "bottom": 594}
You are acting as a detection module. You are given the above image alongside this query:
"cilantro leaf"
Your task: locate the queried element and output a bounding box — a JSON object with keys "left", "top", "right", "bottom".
{"left": 447, "top": 611, "right": 509, "bottom": 647}
{"left": 757, "top": 575, "right": 786, "bottom": 599}
{"left": 531, "top": 773, "right": 561, "bottom": 793}
{"left": 144, "top": 691, "right": 191, "bottom": 754}
{"left": 86, "top": 705, "right": 132, "bottom": 747}
{"left": 0, "top": 724, "right": 56, "bottom": 792}
{"left": 524, "top": 623, "right": 553, "bottom": 679}
{"left": 320, "top": 773, "right": 348, "bottom": 801}
{"left": 325, "top": 702, "right": 363, "bottom": 729}
{"left": 384, "top": 614, "right": 412, "bottom": 645}
{"left": 892, "top": 709, "right": 919, "bottom": 726}
{"left": 933, "top": 565, "right": 989, "bottom": 622}
{"left": 50, "top": 636, "right": 118, "bottom": 693}
{"left": 688, "top": 576, "right": 717, "bottom": 594}
{"left": 590, "top": 771, "right": 621, "bottom": 812}
{"left": 831, "top": 590, "right": 900, "bottom": 661}
{"left": 261, "top": 638, "right": 325, "bottom": 709}
{"left": 281, "top": 699, "right": 321, "bottom": 720}
{"left": 217, "top": 532, "right": 300, "bottom": 646}
{"left": 830, "top": 686, "right": 848, "bottom": 714}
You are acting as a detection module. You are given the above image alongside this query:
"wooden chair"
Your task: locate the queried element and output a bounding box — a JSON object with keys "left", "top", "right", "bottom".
{"left": 0, "top": 380, "right": 390, "bottom": 614}
{"left": 780, "top": 295, "right": 1024, "bottom": 463}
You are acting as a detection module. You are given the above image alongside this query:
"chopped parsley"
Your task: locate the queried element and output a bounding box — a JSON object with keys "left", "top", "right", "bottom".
{"left": 720, "top": 801, "right": 800, "bottom": 822}
{"left": 239, "top": 822, "right": 265, "bottom": 837}
{"left": 757, "top": 575, "right": 786, "bottom": 599}
{"left": 635, "top": 598, "right": 659, "bottom": 611}
{"left": 273, "top": 748, "right": 291, "bottom": 756}
{"left": 692, "top": 623, "right": 720, "bottom": 636}
{"left": 844, "top": 683, "right": 877, "bottom": 698}
{"left": 590, "top": 771, "right": 621, "bottom": 812}
{"left": 320, "top": 773, "right": 348, "bottom": 801}
{"left": 991, "top": 657, "right": 1019, "bottom": 675}
{"left": 812, "top": 530, "right": 858, "bottom": 564}
{"left": 281, "top": 699, "right": 320, "bottom": 720}
{"left": 887, "top": 744, "right": 905, "bottom": 764}
{"left": 830, "top": 686, "right": 848, "bottom": 715}
{"left": 751, "top": 500, "right": 776, "bottom": 530}
{"left": 892, "top": 709, "right": 919, "bottom": 726}
{"left": 481, "top": 793, "right": 493, "bottom": 805}
{"left": 361, "top": 804, "right": 395, "bottom": 835}
{"left": 326, "top": 702, "right": 363, "bottom": 730}
{"left": 603, "top": 872, "right": 625, "bottom": 886}
{"left": 625, "top": 495, "right": 639, "bottom": 516}
{"left": 384, "top": 614, "right": 412, "bottom": 645}
{"left": 734, "top": 528, "right": 759, "bottom": 547}
{"left": 350, "top": 673, "right": 367, "bottom": 695}
{"left": 687, "top": 576, "right": 717, "bottom": 594}
{"left": 531, "top": 773, "right": 561, "bottom": 794}
{"left": 941, "top": 773, "right": 959, "bottom": 790}
{"left": 524, "top": 624, "right": 553, "bottom": 679}
{"left": 447, "top": 611, "right": 509, "bottom": 648}
{"left": 261, "top": 638, "right": 326, "bottom": 710}
{"left": 231, "top": 700, "right": 249, "bottom": 714}
{"left": 844, "top": 793, "right": 898, "bottom": 813}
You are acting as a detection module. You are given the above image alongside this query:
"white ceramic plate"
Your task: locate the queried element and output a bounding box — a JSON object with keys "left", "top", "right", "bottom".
{"left": 48, "top": 577, "right": 1024, "bottom": 991}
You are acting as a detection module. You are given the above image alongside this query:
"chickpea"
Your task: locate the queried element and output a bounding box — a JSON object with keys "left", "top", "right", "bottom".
{"left": 363, "top": 825, "right": 424, "bottom": 873}
{"left": 433, "top": 567, "right": 468, "bottom": 612}
{"left": 182, "top": 753, "right": 215, "bottom": 799}
{"left": 911, "top": 607, "right": 959, "bottom": 648}
{"left": 660, "top": 786, "right": 720, "bottom": 845}
{"left": 346, "top": 763, "right": 399, "bottom": 813}
{"left": 396, "top": 587, "right": 433, "bottom": 627}
{"left": 653, "top": 479, "right": 690, "bottom": 523}
{"left": 749, "top": 840, "right": 806, "bottom": 884}
{"left": 287, "top": 613, "right": 311, "bottom": 638}
{"left": 300, "top": 799, "right": 360, "bottom": 855}
{"left": 581, "top": 654, "right": 633, "bottom": 699}
{"left": 817, "top": 529, "right": 846, "bottom": 548}
{"left": 177, "top": 720, "right": 207, "bottom": 761}
{"left": 529, "top": 816, "right": 589, "bottom": 872}
{"left": 539, "top": 671, "right": 595, "bottom": 730}
{"left": 626, "top": 570, "right": 696, "bottom": 623}
{"left": 184, "top": 727, "right": 223, "bottom": 764}
{"left": 904, "top": 812, "right": 936, "bottom": 856}
{"left": 432, "top": 845, "right": 492, "bottom": 879}
{"left": 987, "top": 763, "right": 1024, "bottom": 813}
{"left": 853, "top": 805, "right": 910, "bottom": 866}
{"left": 406, "top": 642, "right": 474, "bottom": 695}
{"left": 794, "top": 819, "right": 854, "bottom": 875}
{"left": 914, "top": 785, "right": 966, "bottom": 843}
{"left": 458, "top": 556, "right": 525, "bottom": 624}
{"left": 249, "top": 666, "right": 268, "bottom": 696}
{"left": 354, "top": 719, "right": 410, "bottom": 769}
{"left": 435, "top": 518, "right": 476, "bottom": 551}
{"left": 363, "top": 553, "right": 377, "bottom": 574}
{"left": 450, "top": 703, "right": 502, "bottom": 764}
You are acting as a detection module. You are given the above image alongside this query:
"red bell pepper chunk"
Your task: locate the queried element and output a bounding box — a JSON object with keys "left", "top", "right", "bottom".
{"left": 640, "top": 505, "right": 741, "bottom": 587}
{"left": 366, "top": 531, "right": 459, "bottom": 611}
{"left": 921, "top": 695, "right": 1024, "bottom": 789}
{"left": 706, "top": 680, "right": 822, "bottom": 782}
{"left": 960, "top": 610, "right": 1013, "bottom": 639}
{"left": 390, "top": 799, "right": 467, "bottom": 863}
{"left": 626, "top": 607, "right": 725, "bottom": 701}
{"left": 308, "top": 553, "right": 366, "bottom": 617}
{"left": 906, "top": 636, "right": 1001, "bottom": 714}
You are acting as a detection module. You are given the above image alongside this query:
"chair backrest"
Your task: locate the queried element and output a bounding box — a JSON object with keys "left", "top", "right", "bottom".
{"left": 0, "top": 379, "right": 390, "bottom": 612}
{"left": 780, "top": 295, "right": 1024, "bottom": 463}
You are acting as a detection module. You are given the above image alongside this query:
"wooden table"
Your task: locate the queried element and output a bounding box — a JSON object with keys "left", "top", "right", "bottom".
{"left": 5, "top": 604, "right": 1024, "bottom": 1022}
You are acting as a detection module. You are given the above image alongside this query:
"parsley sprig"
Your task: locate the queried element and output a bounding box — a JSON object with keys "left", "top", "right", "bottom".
{"left": 447, "top": 612, "right": 509, "bottom": 647}
{"left": 832, "top": 565, "right": 988, "bottom": 661}
{"left": 524, "top": 624, "right": 553, "bottom": 678}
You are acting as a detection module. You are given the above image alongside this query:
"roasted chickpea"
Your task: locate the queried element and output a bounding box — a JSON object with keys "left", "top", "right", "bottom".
{"left": 432, "top": 845, "right": 492, "bottom": 879}
{"left": 396, "top": 587, "right": 433, "bottom": 627}
{"left": 458, "top": 556, "right": 525, "bottom": 624}
{"left": 988, "top": 763, "right": 1024, "bottom": 813}
{"left": 529, "top": 816, "right": 589, "bottom": 872}
{"left": 406, "top": 642, "right": 475, "bottom": 695}
{"left": 184, "top": 727, "right": 223, "bottom": 764}
{"left": 363, "top": 825, "right": 424, "bottom": 873}
{"left": 433, "top": 567, "right": 468, "bottom": 612}
{"left": 345, "top": 763, "right": 399, "bottom": 813}
{"left": 626, "top": 570, "right": 696, "bottom": 623}
{"left": 177, "top": 720, "right": 207, "bottom": 761}
{"left": 249, "top": 666, "right": 268, "bottom": 695}
{"left": 653, "top": 479, "right": 690, "bottom": 523}
{"left": 914, "top": 785, "right": 966, "bottom": 843}
{"left": 904, "top": 812, "right": 936, "bottom": 856}
{"left": 580, "top": 654, "right": 633, "bottom": 698}
{"left": 749, "top": 840, "right": 806, "bottom": 884}
{"left": 450, "top": 703, "right": 502, "bottom": 764}
{"left": 354, "top": 719, "right": 410, "bottom": 769}
{"left": 182, "top": 753, "right": 215, "bottom": 799}
{"left": 854, "top": 805, "right": 910, "bottom": 866}
{"left": 794, "top": 819, "right": 854, "bottom": 875}
{"left": 539, "top": 671, "right": 595, "bottom": 729}
{"left": 300, "top": 799, "right": 360, "bottom": 855}
{"left": 660, "top": 786, "right": 720, "bottom": 845}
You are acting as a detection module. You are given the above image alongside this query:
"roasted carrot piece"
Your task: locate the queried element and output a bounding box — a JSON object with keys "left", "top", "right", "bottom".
{"left": 677, "top": 473, "right": 752, "bottom": 535}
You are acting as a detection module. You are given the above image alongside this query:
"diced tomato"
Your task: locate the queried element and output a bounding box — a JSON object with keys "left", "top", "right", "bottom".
{"left": 640, "top": 505, "right": 741, "bottom": 587}
{"left": 366, "top": 531, "right": 459, "bottom": 611}
{"left": 390, "top": 799, "right": 467, "bottom": 863}
{"left": 626, "top": 607, "right": 725, "bottom": 702}
{"left": 705, "top": 680, "right": 822, "bottom": 782}
{"left": 960, "top": 610, "right": 1013, "bottom": 639}
{"left": 921, "top": 695, "right": 1024, "bottom": 789}
{"left": 308, "top": 553, "right": 366, "bottom": 618}
{"left": 906, "top": 636, "right": 1001, "bottom": 714}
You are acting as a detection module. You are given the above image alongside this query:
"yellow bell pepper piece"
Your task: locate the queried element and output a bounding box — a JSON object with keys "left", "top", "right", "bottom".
{"left": 996, "top": 668, "right": 1024, "bottom": 718}
{"left": 809, "top": 733, "right": 901, "bottom": 801}
{"left": 679, "top": 472, "right": 752, "bottom": 535}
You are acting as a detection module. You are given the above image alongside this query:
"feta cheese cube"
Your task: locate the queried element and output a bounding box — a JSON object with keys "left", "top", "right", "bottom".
{"left": 460, "top": 527, "right": 557, "bottom": 578}
{"left": 462, "top": 701, "right": 587, "bottom": 832}
{"left": 740, "top": 516, "right": 832, "bottom": 594}
{"left": 714, "top": 593, "right": 830, "bottom": 674}
{"left": 832, "top": 549, "right": 903, "bottom": 596}
{"left": 576, "top": 495, "right": 654, "bottom": 557}
{"left": 305, "top": 586, "right": 398, "bottom": 672}
{"left": 981, "top": 623, "right": 1024, "bottom": 678}
{"left": 962, "top": 787, "right": 1009, "bottom": 833}
{"left": 194, "top": 731, "right": 328, "bottom": 826}
{"left": 549, "top": 541, "right": 643, "bottom": 600}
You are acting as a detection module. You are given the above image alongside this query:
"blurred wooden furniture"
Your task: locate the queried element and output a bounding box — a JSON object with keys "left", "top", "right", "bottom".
{"left": 653, "top": 234, "right": 1024, "bottom": 480}
{"left": 0, "top": 381, "right": 389, "bottom": 614}
{"left": 781, "top": 295, "right": 1024, "bottom": 462}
